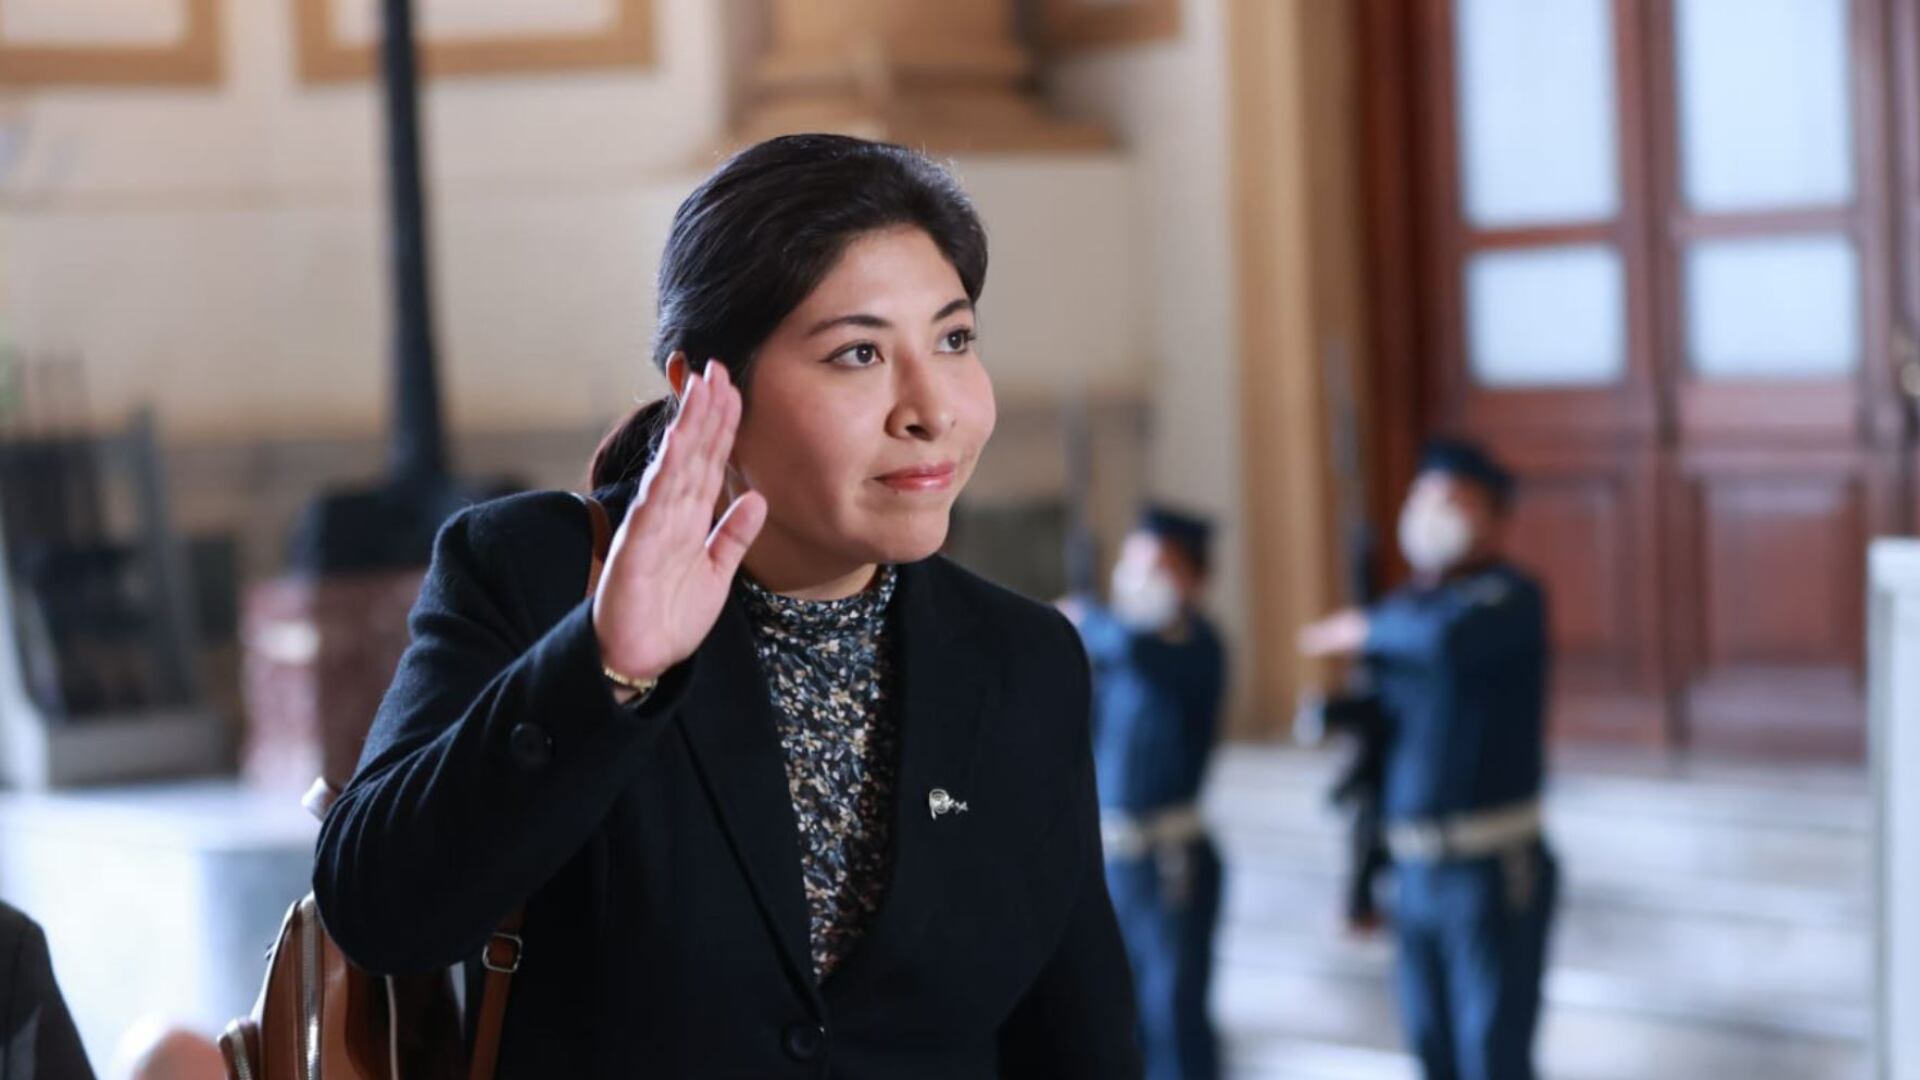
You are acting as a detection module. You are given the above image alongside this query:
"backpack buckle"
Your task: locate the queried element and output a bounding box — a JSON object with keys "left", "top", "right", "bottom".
{"left": 481, "top": 931, "right": 523, "bottom": 974}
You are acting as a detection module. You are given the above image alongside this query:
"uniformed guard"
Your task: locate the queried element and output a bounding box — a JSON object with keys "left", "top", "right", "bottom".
{"left": 1299, "top": 438, "right": 1556, "bottom": 1080}
{"left": 1063, "top": 505, "right": 1227, "bottom": 1080}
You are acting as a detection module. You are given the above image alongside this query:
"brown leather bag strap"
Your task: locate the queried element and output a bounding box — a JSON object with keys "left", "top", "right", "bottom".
{"left": 467, "top": 910, "right": 522, "bottom": 1080}
{"left": 467, "top": 493, "right": 615, "bottom": 1080}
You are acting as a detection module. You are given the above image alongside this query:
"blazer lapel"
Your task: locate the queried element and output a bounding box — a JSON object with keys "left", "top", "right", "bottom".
{"left": 676, "top": 588, "right": 818, "bottom": 1002}
{"left": 827, "top": 558, "right": 997, "bottom": 998}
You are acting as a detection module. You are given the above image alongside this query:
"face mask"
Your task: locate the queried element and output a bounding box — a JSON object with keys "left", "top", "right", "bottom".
{"left": 1110, "top": 562, "right": 1182, "bottom": 631}
{"left": 1398, "top": 496, "right": 1474, "bottom": 577}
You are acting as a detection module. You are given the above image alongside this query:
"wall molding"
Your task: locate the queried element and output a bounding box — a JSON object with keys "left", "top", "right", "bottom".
{"left": 1042, "top": 0, "right": 1180, "bottom": 52}
{"left": 0, "top": 0, "right": 222, "bottom": 87}
{"left": 292, "top": 0, "right": 653, "bottom": 83}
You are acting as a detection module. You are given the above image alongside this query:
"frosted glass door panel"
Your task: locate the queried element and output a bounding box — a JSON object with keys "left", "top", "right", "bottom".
{"left": 1675, "top": 0, "right": 1853, "bottom": 212}
{"left": 1455, "top": 0, "right": 1619, "bottom": 227}
{"left": 1465, "top": 245, "right": 1627, "bottom": 387}
{"left": 1685, "top": 235, "right": 1859, "bottom": 379}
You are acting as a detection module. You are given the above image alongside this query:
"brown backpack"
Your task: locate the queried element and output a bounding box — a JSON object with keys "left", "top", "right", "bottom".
{"left": 220, "top": 494, "right": 614, "bottom": 1080}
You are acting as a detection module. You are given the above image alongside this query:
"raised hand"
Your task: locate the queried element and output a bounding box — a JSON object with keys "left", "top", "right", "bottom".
{"left": 1297, "top": 609, "right": 1370, "bottom": 659}
{"left": 592, "top": 359, "right": 767, "bottom": 684}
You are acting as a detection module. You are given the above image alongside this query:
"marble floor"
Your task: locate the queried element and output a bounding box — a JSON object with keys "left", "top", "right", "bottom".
{"left": 1205, "top": 747, "right": 1873, "bottom": 1080}
{"left": 0, "top": 745, "right": 1874, "bottom": 1078}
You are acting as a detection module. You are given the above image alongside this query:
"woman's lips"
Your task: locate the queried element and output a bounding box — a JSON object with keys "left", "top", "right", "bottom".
{"left": 877, "top": 462, "right": 957, "bottom": 492}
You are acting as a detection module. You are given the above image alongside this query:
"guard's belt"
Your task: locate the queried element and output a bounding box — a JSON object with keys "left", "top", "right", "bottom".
{"left": 1385, "top": 797, "right": 1543, "bottom": 863}
{"left": 1101, "top": 803, "right": 1206, "bottom": 861}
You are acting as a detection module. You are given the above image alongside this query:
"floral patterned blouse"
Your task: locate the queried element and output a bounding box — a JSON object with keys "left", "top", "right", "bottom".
{"left": 739, "top": 566, "right": 900, "bottom": 982}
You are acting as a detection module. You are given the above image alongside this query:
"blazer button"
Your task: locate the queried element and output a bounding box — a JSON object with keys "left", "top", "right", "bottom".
{"left": 508, "top": 722, "right": 553, "bottom": 770}
{"left": 782, "top": 1022, "right": 825, "bottom": 1063}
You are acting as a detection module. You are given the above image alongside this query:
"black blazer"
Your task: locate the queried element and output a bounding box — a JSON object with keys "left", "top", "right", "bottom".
{"left": 313, "top": 483, "right": 1142, "bottom": 1079}
{"left": 0, "top": 902, "right": 94, "bottom": 1080}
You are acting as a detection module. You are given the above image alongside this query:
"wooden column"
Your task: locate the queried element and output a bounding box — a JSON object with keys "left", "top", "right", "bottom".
{"left": 1228, "top": 0, "right": 1371, "bottom": 733}
{"left": 736, "top": 0, "right": 1106, "bottom": 152}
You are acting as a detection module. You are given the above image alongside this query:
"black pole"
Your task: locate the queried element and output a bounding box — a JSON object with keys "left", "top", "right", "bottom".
{"left": 378, "top": 0, "right": 447, "bottom": 492}
{"left": 284, "top": 0, "right": 520, "bottom": 574}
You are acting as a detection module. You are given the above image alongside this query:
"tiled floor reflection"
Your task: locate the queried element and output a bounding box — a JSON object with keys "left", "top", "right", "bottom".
{"left": 1206, "top": 747, "right": 1872, "bottom": 1080}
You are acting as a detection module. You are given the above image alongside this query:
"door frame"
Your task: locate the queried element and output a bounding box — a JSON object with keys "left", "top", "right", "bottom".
{"left": 1357, "top": 0, "right": 1903, "bottom": 758}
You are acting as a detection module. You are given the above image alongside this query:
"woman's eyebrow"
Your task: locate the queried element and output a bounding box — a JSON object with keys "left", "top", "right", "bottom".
{"left": 804, "top": 297, "right": 972, "bottom": 338}
{"left": 806, "top": 312, "right": 891, "bottom": 337}
{"left": 932, "top": 298, "right": 972, "bottom": 322}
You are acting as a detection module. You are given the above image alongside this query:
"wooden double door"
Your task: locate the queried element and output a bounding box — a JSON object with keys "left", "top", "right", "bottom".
{"left": 1364, "top": 0, "right": 1920, "bottom": 758}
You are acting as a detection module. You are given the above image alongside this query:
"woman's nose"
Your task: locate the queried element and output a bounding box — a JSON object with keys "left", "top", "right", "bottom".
{"left": 888, "top": 354, "right": 956, "bottom": 441}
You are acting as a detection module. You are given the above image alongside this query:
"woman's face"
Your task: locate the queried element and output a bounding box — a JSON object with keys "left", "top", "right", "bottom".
{"left": 724, "top": 225, "right": 996, "bottom": 582}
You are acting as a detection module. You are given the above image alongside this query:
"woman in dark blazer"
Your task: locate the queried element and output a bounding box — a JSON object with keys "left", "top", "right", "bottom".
{"left": 313, "top": 134, "right": 1143, "bottom": 1078}
{"left": 0, "top": 901, "right": 94, "bottom": 1080}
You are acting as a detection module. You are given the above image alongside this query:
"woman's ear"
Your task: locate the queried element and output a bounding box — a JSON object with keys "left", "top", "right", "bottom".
{"left": 665, "top": 351, "right": 692, "bottom": 401}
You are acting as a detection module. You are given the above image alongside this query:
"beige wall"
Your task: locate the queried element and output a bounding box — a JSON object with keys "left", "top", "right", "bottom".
{"left": 1047, "top": 0, "right": 1369, "bottom": 737}
{"left": 1045, "top": 0, "right": 1256, "bottom": 728}
{"left": 0, "top": 0, "right": 730, "bottom": 437}
{"left": 0, "top": 0, "right": 1147, "bottom": 442}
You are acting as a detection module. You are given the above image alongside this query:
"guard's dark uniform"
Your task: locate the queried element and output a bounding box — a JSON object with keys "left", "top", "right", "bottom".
{"left": 1367, "top": 562, "right": 1556, "bottom": 1080}
{"left": 1077, "top": 603, "right": 1227, "bottom": 1080}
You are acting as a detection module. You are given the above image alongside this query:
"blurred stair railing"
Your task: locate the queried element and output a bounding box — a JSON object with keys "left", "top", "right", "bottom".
{"left": 0, "top": 407, "right": 225, "bottom": 788}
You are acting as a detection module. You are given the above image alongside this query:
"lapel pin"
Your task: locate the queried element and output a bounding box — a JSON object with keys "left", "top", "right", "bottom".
{"left": 928, "top": 788, "right": 969, "bottom": 820}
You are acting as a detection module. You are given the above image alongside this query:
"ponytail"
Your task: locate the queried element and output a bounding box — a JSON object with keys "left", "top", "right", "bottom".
{"left": 587, "top": 397, "right": 676, "bottom": 491}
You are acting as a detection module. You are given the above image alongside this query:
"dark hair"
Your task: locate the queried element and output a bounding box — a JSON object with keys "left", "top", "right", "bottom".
{"left": 587, "top": 134, "right": 990, "bottom": 490}
{"left": 1138, "top": 504, "right": 1213, "bottom": 579}
{"left": 1418, "top": 437, "right": 1515, "bottom": 514}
